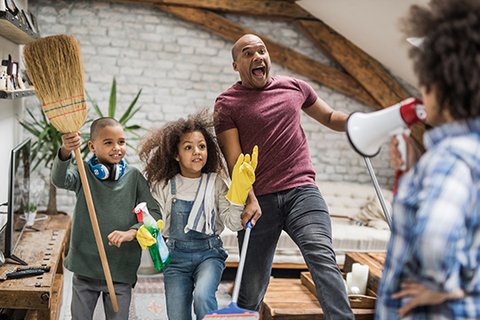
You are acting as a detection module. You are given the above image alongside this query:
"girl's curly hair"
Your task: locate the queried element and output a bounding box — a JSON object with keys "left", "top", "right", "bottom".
{"left": 402, "top": 0, "right": 480, "bottom": 120}
{"left": 139, "top": 109, "right": 223, "bottom": 188}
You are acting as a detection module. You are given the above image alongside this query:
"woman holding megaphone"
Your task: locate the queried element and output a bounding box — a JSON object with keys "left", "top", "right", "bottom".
{"left": 375, "top": 0, "right": 480, "bottom": 319}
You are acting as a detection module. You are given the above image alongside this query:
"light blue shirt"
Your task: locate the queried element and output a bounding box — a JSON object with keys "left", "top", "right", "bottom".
{"left": 376, "top": 117, "right": 480, "bottom": 319}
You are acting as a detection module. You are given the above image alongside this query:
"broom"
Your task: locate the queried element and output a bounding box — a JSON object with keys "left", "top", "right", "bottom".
{"left": 24, "top": 35, "right": 119, "bottom": 312}
{"left": 203, "top": 221, "right": 259, "bottom": 319}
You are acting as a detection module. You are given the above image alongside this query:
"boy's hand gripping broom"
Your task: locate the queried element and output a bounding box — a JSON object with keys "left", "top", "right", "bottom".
{"left": 24, "top": 35, "right": 119, "bottom": 312}
{"left": 203, "top": 221, "right": 259, "bottom": 319}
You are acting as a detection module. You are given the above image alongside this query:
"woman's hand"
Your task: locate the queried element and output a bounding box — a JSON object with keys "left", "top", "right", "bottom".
{"left": 389, "top": 134, "right": 424, "bottom": 172}
{"left": 392, "top": 281, "right": 464, "bottom": 318}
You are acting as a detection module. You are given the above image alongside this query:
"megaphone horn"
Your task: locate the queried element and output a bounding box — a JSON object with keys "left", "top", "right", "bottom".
{"left": 346, "top": 97, "right": 426, "bottom": 157}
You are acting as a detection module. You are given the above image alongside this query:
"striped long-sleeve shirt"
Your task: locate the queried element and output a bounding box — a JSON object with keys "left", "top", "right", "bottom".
{"left": 376, "top": 117, "right": 480, "bottom": 319}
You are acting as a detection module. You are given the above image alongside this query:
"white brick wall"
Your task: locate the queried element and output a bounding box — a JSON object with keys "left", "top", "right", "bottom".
{"left": 27, "top": 0, "right": 402, "bottom": 212}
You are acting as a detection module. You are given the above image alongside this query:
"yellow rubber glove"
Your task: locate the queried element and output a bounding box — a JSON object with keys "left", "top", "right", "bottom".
{"left": 226, "top": 145, "right": 258, "bottom": 205}
{"left": 136, "top": 225, "right": 156, "bottom": 250}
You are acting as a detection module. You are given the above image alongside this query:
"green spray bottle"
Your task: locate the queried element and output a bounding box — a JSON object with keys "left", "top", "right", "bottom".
{"left": 134, "top": 202, "right": 170, "bottom": 271}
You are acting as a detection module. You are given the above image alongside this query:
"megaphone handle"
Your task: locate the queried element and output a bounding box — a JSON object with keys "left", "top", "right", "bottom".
{"left": 363, "top": 157, "right": 392, "bottom": 229}
{"left": 396, "top": 133, "right": 408, "bottom": 172}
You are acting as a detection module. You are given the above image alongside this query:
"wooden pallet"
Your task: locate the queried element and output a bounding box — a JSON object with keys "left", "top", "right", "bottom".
{"left": 261, "top": 278, "right": 375, "bottom": 319}
{"left": 343, "top": 252, "right": 386, "bottom": 293}
{"left": 301, "top": 272, "right": 376, "bottom": 309}
{"left": 261, "top": 252, "right": 387, "bottom": 319}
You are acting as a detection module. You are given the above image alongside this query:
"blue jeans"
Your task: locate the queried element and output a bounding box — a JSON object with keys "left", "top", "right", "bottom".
{"left": 237, "top": 185, "right": 354, "bottom": 319}
{"left": 164, "top": 237, "right": 227, "bottom": 320}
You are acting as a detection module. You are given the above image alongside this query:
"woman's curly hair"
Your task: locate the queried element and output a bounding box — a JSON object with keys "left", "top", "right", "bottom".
{"left": 139, "top": 109, "right": 223, "bottom": 188}
{"left": 403, "top": 0, "right": 480, "bottom": 120}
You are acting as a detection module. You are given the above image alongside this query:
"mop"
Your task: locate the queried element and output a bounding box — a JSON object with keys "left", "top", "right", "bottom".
{"left": 203, "top": 221, "right": 259, "bottom": 319}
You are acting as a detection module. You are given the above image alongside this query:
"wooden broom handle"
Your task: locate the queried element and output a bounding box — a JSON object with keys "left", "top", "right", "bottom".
{"left": 74, "top": 148, "right": 119, "bottom": 313}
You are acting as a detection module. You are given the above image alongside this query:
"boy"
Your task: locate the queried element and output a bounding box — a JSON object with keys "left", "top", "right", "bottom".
{"left": 376, "top": 0, "right": 480, "bottom": 319}
{"left": 52, "top": 117, "right": 161, "bottom": 319}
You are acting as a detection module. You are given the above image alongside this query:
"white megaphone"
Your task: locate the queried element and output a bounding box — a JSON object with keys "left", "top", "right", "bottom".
{"left": 346, "top": 97, "right": 426, "bottom": 157}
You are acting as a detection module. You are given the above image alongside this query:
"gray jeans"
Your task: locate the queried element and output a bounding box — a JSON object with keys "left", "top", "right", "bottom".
{"left": 237, "top": 185, "right": 354, "bottom": 319}
{"left": 71, "top": 274, "right": 132, "bottom": 320}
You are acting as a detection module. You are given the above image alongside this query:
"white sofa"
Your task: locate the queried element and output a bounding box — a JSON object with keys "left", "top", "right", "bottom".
{"left": 220, "top": 181, "right": 392, "bottom": 267}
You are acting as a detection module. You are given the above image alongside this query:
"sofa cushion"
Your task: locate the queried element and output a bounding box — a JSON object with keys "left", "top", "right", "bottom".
{"left": 319, "top": 181, "right": 393, "bottom": 221}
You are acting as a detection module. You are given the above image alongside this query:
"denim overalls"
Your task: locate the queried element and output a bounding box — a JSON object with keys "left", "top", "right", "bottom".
{"left": 163, "top": 176, "right": 227, "bottom": 320}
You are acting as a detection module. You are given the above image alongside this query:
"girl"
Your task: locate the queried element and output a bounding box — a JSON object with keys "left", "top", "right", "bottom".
{"left": 138, "top": 110, "right": 256, "bottom": 320}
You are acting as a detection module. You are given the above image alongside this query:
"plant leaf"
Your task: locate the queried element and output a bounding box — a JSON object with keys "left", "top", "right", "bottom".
{"left": 121, "top": 106, "right": 142, "bottom": 125}
{"left": 119, "top": 89, "right": 142, "bottom": 124}
{"left": 108, "top": 77, "right": 117, "bottom": 118}
{"left": 87, "top": 91, "right": 103, "bottom": 117}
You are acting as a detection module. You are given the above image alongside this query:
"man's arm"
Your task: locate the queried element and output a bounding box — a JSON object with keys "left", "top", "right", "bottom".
{"left": 303, "top": 97, "right": 348, "bottom": 132}
{"left": 217, "top": 128, "right": 262, "bottom": 227}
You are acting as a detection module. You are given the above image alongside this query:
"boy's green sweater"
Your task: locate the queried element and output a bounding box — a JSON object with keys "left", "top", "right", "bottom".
{"left": 51, "top": 154, "right": 161, "bottom": 285}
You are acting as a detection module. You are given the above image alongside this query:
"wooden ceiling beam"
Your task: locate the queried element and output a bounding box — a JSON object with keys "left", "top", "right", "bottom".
{"left": 295, "top": 19, "right": 426, "bottom": 147}
{"left": 116, "top": 0, "right": 313, "bottom": 19}
{"left": 155, "top": 4, "right": 378, "bottom": 107}
{"left": 297, "top": 19, "right": 410, "bottom": 109}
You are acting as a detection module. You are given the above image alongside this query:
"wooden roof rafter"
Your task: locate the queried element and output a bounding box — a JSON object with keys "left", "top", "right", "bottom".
{"left": 155, "top": 4, "right": 378, "bottom": 106}
{"left": 117, "top": 0, "right": 314, "bottom": 19}
{"left": 113, "top": 0, "right": 412, "bottom": 110}
{"left": 113, "top": 0, "right": 426, "bottom": 145}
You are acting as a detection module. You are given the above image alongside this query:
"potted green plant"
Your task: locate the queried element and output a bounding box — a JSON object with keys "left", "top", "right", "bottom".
{"left": 20, "top": 78, "right": 144, "bottom": 214}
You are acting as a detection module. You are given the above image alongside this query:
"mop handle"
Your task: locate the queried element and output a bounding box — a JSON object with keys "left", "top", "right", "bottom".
{"left": 231, "top": 221, "right": 252, "bottom": 304}
{"left": 364, "top": 157, "right": 392, "bottom": 229}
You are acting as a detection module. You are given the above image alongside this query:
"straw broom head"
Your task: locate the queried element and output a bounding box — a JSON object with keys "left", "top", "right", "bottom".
{"left": 24, "top": 34, "right": 86, "bottom": 133}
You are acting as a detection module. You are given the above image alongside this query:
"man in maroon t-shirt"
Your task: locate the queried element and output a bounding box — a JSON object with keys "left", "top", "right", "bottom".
{"left": 214, "top": 34, "right": 354, "bottom": 318}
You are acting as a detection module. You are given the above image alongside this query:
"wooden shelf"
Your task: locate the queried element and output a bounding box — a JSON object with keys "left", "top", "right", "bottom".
{"left": 0, "top": 214, "right": 71, "bottom": 314}
{"left": 0, "top": 10, "right": 39, "bottom": 44}
{"left": 0, "top": 88, "right": 36, "bottom": 99}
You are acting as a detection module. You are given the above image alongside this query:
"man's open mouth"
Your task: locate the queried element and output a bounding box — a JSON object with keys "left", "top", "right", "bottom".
{"left": 252, "top": 66, "right": 265, "bottom": 77}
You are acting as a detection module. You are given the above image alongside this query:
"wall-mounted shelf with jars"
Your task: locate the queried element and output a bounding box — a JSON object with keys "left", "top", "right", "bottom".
{"left": 0, "top": 10, "right": 39, "bottom": 44}
{"left": 0, "top": 88, "right": 35, "bottom": 99}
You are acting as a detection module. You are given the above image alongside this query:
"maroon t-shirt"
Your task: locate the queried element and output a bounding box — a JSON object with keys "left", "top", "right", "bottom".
{"left": 215, "top": 75, "right": 318, "bottom": 196}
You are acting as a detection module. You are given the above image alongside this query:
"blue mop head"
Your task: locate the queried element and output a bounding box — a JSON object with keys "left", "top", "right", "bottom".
{"left": 203, "top": 302, "right": 259, "bottom": 319}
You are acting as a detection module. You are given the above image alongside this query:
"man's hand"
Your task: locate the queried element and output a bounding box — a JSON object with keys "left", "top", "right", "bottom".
{"left": 60, "top": 132, "right": 81, "bottom": 161}
{"left": 107, "top": 229, "right": 137, "bottom": 248}
{"left": 241, "top": 189, "right": 262, "bottom": 228}
{"left": 392, "top": 281, "right": 465, "bottom": 318}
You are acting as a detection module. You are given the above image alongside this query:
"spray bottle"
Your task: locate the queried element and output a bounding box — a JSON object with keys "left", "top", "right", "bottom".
{"left": 133, "top": 202, "right": 170, "bottom": 271}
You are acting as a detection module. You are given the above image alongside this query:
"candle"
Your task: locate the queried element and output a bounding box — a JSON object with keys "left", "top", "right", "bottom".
{"left": 351, "top": 263, "right": 369, "bottom": 295}
{"left": 346, "top": 272, "right": 353, "bottom": 291}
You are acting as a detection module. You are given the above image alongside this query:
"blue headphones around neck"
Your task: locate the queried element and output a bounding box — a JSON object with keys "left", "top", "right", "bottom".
{"left": 88, "top": 155, "right": 126, "bottom": 181}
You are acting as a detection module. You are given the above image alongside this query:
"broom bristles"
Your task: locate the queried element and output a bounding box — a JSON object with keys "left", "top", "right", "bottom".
{"left": 24, "top": 34, "right": 86, "bottom": 133}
